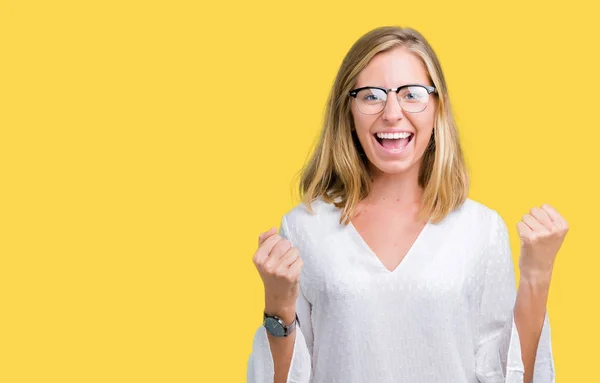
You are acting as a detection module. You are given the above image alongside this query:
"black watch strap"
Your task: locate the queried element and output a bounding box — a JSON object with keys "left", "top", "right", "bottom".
{"left": 263, "top": 312, "right": 299, "bottom": 337}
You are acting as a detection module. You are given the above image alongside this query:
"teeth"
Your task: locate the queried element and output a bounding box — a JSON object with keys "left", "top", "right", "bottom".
{"left": 376, "top": 132, "right": 412, "bottom": 139}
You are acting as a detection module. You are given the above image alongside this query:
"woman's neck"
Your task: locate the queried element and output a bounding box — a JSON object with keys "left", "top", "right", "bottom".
{"left": 365, "top": 164, "right": 423, "bottom": 209}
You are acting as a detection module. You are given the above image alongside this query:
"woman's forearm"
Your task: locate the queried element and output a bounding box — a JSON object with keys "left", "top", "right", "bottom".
{"left": 514, "top": 272, "right": 552, "bottom": 383}
{"left": 265, "top": 305, "right": 297, "bottom": 383}
{"left": 513, "top": 203, "right": 567, "bottom": 382}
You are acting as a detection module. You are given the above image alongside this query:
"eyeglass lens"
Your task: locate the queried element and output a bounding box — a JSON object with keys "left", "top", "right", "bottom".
{"left": 355, "top": 86, "right": 430, "bottom": 114}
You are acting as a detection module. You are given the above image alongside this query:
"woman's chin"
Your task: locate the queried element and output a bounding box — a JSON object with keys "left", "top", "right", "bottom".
{"left": 367, "top": 156, "right": 418, "bottom": 176}
{"left": 379, "top": 162, "right": 416, "bottom": 175}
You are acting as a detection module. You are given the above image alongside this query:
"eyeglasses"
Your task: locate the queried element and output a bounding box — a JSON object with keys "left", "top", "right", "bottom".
{"left": 349, "top": 84, "right": 437, "bottom": 115}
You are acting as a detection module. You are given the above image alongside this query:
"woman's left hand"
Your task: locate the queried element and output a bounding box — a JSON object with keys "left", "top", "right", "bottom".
{"left": 517, "top": 204, "right": 569, "bottom": 281}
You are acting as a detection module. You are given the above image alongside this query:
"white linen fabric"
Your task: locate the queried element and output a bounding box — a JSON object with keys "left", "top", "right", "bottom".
{"left": 247, "top": 197, "right": 555, "bottom": 383}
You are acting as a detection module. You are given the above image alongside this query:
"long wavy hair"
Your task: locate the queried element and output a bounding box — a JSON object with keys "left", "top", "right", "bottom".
{"left": 297, "top": 26, "right": 469, "bottom": 225}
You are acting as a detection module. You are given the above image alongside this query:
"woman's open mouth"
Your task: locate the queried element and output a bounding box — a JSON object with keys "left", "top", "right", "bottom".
{"left": 373, "top": 132, "right": 414, "bottom": 153}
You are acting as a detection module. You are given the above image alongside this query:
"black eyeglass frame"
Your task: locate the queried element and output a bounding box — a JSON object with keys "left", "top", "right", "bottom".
{"left": 348, "top": 84, "right": 438, "bottom": 114}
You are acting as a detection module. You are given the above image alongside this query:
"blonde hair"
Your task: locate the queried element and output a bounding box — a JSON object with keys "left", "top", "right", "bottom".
{"left": 297, "top": 26, "right": 469, "bottom": 225}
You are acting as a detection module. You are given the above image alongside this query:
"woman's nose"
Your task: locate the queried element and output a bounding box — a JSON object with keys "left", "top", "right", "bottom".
{"left": 381, "top": 94, "right": 404, "bottom": 122}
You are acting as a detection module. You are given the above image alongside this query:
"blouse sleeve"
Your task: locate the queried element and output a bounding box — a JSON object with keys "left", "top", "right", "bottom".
{"left": 247, "top": 215, "right": 314, "bottom": 383}
{"left": 475, "top": 211, "right": 556, "bottom": 383}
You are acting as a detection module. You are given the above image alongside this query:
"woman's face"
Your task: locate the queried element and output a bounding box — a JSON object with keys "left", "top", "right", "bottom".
{"left": 350, "top": 46, "right": 437, "bottom": 177}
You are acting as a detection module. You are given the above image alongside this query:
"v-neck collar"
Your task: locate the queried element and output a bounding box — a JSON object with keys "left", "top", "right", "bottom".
{"left": 345, "top": 215, "right": 432, "bottom": 274}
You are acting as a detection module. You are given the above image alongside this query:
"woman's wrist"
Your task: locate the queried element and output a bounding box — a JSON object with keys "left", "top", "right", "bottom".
{"left": 264, "top": 301, "right": 296, "bottom": 324}
{"left": 519, "top": 267, "right": 554, "bottom": 288}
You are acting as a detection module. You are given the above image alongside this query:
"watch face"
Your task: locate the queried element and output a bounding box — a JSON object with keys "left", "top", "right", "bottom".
{"left": 264, "top": 317, "right": 285, "bottom": 337}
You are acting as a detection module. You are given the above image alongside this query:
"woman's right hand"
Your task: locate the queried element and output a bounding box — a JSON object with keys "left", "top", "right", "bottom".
{"left": 253, "top": 227, "right": 303, "bottom": 318}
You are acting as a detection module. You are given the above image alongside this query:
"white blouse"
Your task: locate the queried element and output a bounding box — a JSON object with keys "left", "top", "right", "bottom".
{"left": 247, "top": 197, "right": 555, "bottom": 383}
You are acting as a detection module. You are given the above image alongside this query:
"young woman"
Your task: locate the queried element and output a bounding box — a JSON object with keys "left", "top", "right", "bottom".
{"left": 248, "top": 26, "right": 568, "bottom": 383}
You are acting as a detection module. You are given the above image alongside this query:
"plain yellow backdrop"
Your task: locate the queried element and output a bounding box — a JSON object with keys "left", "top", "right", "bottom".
{"left": 1, "top": 0, "right": 598, "bottom": 381}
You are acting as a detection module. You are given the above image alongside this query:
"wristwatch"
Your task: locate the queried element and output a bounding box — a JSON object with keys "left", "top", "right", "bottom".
{"left": 263, "top": 311, "right": 299, "bottom": 337}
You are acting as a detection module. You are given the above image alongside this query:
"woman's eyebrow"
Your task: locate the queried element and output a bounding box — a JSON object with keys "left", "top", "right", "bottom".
{"left": 354, "top": 83, "right": 427, "bottom": 90}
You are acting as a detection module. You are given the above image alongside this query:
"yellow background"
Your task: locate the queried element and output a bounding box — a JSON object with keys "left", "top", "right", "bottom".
{"left": 1, "top": 0, "right": 598, "bottom": 381}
